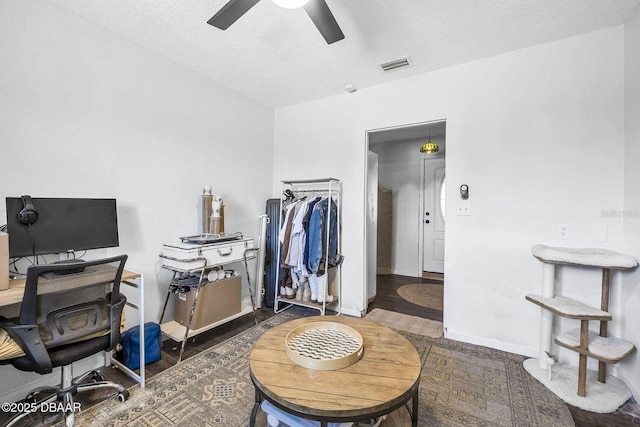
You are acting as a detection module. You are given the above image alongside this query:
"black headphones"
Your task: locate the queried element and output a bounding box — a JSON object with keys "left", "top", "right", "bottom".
{"left": 17, "top": 195, "right": 39, "bottom": 225}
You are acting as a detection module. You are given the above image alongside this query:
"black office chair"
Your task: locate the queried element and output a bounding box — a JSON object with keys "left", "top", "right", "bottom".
{"left": 0, "top": 255, "right": 130, "bottom": 427}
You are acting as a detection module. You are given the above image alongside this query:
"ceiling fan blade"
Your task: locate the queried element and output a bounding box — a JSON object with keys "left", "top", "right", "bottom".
{"left": 303, "top": 0, "right": 344, "bottom": 44}
{"left": 207, "top": 0, "right": 261, "bottom": 30}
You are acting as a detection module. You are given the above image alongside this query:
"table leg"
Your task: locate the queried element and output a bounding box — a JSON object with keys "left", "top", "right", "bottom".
{"left": 412, "top": 385, "right": 419, "bottom": 427}
{"left": 249, "top": 386, "right": 262, "bottom": 427}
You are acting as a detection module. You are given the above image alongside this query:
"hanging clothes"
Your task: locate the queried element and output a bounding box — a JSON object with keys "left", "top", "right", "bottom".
{"left": 279, "top": 203, "right": 296, "bottom": 267}
{"left": 301, "top": 197, "right": 322, "bottom": 271}
{"left": 279, "top": 194, "right": 339, "bottom": 290}
{"left": 306, "top": 197, "right": 338, "bottom": 276}
{"left": 287, "top": 199, "right": 309, "bottom": 273}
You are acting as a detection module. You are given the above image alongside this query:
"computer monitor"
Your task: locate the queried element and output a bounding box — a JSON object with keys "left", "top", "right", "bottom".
{"left": 5, "top": 197, "right": 119, "bottom": 258}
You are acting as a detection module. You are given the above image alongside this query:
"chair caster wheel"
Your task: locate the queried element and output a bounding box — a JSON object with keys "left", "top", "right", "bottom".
{"left": 91, "top": 372, "right": 104, "bottom": 382}
{"left": 117, "top": 390, "right": 130, "bottom": 402}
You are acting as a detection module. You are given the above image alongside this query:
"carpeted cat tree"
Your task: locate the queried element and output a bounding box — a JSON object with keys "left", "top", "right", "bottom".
{"left": 525, "top": 244, "right": 637, "bottom": 413}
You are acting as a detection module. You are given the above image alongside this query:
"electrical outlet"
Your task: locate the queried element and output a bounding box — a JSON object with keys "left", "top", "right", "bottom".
{"left": 456, "top": 201, "right": 471, "bottom": 216}
{"left": 558, "top": 224, "right": 570, "bottom": 239}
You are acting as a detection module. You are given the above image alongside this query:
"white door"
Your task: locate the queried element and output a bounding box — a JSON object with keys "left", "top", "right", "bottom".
{"left": 366, "top": 151, "right": 379, "bottom": 302}
{"left": 423, "top": 158, "right": 445, "bottom": 273}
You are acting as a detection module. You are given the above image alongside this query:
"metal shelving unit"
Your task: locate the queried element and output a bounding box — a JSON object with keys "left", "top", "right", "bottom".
{"left": 158, "top": 240, "right": 257, "bottom": 362}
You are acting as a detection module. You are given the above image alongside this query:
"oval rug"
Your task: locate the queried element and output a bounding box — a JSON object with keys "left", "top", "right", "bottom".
{"left": 397, "top": 283, "right": 443, "bottom": 310}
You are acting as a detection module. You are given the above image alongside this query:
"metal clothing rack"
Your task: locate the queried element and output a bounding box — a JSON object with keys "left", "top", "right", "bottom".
{"left": 274, "top": 178, "right": 342, "bottom": 316}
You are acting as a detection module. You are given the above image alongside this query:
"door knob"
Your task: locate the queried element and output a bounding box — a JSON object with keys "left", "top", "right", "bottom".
{"left": 425, "top": 220, "right": 430, "bottom": 224}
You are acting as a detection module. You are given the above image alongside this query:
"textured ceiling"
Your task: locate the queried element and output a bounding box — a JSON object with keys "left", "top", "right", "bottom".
{"left": 47, "top": 0, "right": 640, "bottom": 108}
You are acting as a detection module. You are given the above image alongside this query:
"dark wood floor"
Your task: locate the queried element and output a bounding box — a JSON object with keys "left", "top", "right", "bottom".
{"left": 3, "top": 273, "right": 639, "bottom": 426}
{"left": 367, "top": 273, "right": 443, "bottom": 321}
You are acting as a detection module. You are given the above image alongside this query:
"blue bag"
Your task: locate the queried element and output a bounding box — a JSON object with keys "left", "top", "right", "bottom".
{"left": 121, "top": 322, "right": 162, "bottom": 370}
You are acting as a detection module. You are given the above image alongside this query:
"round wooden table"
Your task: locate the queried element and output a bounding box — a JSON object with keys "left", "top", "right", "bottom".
{"left": 248, "top": 315, "right": 422, "bottom": 426}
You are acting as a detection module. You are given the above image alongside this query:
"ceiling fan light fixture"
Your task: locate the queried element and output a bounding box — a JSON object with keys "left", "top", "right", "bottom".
{"left": 208, "top": 0, "right": 344, "bottom": 44}
{"left": 272, "top": 0, "right": 310, "bottom": 9}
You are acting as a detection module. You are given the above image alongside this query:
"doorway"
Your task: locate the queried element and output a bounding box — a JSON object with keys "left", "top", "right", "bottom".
{"left": 364, "top": 120, "right": 446, "bottom": 320}
{"left": 422, "top": 157, "right": 445, "bottom": 274}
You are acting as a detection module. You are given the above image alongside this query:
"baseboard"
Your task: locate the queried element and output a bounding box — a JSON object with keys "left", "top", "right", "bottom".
{"left": 445, "top": 330, "right": 538, "bottom": 358}
{"left": 391, "top": 268, "right": 419, "bottom": 278}
{"left": 376, "top": 267, "right": 391, "bottom": 275}
{"left": 340, "top": 306, "right": 363, "bottom": 318}
{"left": 422, "top": 271, "right": 444, "bottom": 281}
{"left": 616, "top": 368, "right": 640, "bottom": 403}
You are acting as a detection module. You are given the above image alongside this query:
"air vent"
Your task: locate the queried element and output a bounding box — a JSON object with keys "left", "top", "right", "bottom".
{"left": 379, "top": 56, "right": 413, "bottom": 72}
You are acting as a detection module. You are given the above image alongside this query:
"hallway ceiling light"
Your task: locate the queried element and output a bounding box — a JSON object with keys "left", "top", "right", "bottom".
{"left": 420, "top": 126, "right": 440, "bottom": 154}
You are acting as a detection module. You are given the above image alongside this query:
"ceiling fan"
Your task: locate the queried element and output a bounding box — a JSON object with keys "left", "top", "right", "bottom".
{"left": 207, "top": 0, "right": 345, "bottom": 44}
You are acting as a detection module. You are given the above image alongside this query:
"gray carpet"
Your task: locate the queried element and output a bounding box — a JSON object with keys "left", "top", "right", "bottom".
{"left": 70, "top": 308, "right": 574, "bottom": 426}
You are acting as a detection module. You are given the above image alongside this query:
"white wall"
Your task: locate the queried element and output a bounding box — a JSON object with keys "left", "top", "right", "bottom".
{"left": 274, "top": 25, "right": 627, "bottom": 362}
{"left": 2, "top": 0, "right": 637, "bottom": 406}
{"left": 370, "top": 136, "right": 445, "bottom": 277}
{"left": 0, "top": 1, "right": 273, "bottom": 401}
{"left": 620, "top": 4, "right": 640, "bottom": 399}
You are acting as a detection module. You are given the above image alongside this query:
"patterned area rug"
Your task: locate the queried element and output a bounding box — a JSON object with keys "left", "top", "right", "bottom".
{"left": 71, "top": 308, "right": 574, "bottom": 426}
{"left": 397, "top": 283, "right": 444, "bottom": 310}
